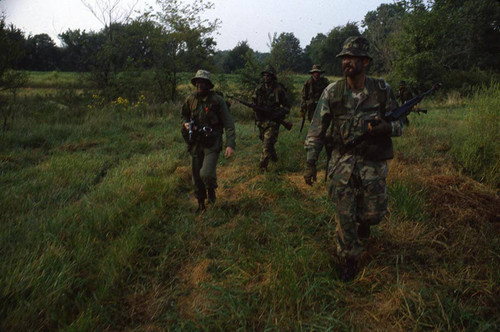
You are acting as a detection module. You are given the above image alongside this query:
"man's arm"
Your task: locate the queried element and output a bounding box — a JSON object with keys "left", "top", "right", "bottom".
{"left": 304, "top": 86, "right": 334, "bottom": 185}
{"left": 218, "top": 97, "right": 236, "bottom": 155}
{"left": 386, "top": 84, "right": 404, "bottom": 137}
{"left": 279, "top": 86, "right": 291, "bottom": 114}
{"left": 301, "top": 81, "right": 308, "bottom": 116}
{"left": 181, "top": 97, "right": 194, "bottom": 132}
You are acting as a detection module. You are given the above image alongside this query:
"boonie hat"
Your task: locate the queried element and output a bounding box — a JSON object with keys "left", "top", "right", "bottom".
{"left": 336, "top": 36, "right": 372, "bottom": 59}
{"left": 191, "top": 69, "right": 214, "bottom": 89}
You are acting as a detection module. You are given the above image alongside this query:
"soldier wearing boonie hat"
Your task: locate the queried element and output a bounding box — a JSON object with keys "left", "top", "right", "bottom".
{"left": 301, "top": 64, "right": 330, "bottom": 122}
{"left": 181, "top": 69, "right": 236, "bottom": 213}
{"left": 251, "top": 65, "right": 291, "bottom": 171}
{"left": 304, "top": 36, "right": 404, "bottom": 282}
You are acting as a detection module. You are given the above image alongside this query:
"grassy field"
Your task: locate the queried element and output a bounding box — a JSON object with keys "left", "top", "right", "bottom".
{"left": 1, "top": 73, "right": 499, "bottom": 331}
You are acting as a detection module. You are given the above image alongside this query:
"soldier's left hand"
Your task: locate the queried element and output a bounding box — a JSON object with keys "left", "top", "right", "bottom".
{"left": 224, "top": 146, "right": 235, "bottom": 159}
{"left": 304, "top": 163, "right": 317, "bottom": 186}
{"left": 368, "top": 117, "right": 392, "bottom": 136}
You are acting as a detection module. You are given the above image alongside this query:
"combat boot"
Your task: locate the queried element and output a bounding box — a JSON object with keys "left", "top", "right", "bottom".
{"left": 340, "top": 257, "right": 359, "bottom": 282}
{"left": 195, "top": 198, "right": 206, "bottom": 214}
{"left": 259, "top": 160, "right": 268, "bottom": 173}
{"left": 208, "top": 188, "right": 216, "bottom": 204}
{"left": 357, "top": 223, "right": 371, "bottom": 239}
{"left": 270, "top": 152, "right": 278, "bottom": 162}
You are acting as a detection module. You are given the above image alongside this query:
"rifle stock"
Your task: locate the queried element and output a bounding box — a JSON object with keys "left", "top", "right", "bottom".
{"left": 299, "top": 116, "right": 306, "bottom": 134}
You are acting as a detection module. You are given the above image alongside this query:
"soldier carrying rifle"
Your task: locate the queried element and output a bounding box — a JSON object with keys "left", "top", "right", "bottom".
{"left": 181, "top": 70, "right": 236, "bottom": 214}
{"left": 252, "top": 65, "right": 291, "bottom": 172}
{"left": 301, "top": 64, "right": 330, "bottom": 124}
{"left": 303, "top": 37, "right": 404, "bottom": 282}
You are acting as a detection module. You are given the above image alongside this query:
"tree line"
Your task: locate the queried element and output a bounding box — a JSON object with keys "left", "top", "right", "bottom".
{"left": 1, "top": 0, "right": 499, "bottom": 101}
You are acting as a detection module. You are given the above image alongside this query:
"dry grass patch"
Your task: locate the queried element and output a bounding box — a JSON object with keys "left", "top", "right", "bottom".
{"left": 177, "top": 259, "right": 214, "bottom": 320}
{"left": 125, "top": 282, "right": 173, "bottom": 328}
{"left": 58, "top": 140, "right": 102, "bottom": 152}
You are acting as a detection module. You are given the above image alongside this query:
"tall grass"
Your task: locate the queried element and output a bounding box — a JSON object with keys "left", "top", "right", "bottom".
{"left": 450, "top": 83, "right": 500, "bottom": 187}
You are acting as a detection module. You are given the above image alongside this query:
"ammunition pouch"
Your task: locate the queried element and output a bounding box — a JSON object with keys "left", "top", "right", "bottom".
{"left": 181, "top": 124, "right": 221, "bottom": 150}
{"left": 361, "top": 136, "right": 394, "bottom": 161}
{"left": 200, "top": 126, "right": 219, "bottom": 148}
{"left": 332, "top": 132, "right": 394, "bottom": 161}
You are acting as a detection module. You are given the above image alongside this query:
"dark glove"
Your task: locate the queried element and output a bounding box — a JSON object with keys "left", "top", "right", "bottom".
{"left": 304, "top": 162, "right": 317, "bottom": 186}
{"left": 369, "top": 118, "right": 392, "bottom": 136}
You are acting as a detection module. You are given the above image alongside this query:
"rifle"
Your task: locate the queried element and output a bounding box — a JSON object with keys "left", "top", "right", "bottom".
{"left": 383, "top": 83, "right": 441, "bottom": 122}
{"left": 344, "top": 83, "right": 441, "bottom": 152}
{"left": 299, "top": 106, "right": 306, "bottom": 135}
{"left": 229, "top": 95, "right": 293, "bottom": 131}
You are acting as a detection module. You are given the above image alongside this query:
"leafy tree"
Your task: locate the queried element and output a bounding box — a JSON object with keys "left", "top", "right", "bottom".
{"left": 148, "top": 0, "right": 220, "bottom": 101}
{"left": 430, "top": 0, "right": 500, "bottom": 72}
{"left": 223, "top": 40, "right": 253, "bottom": 73}
{"left": 391, "top": 2, "right": 440, "bottom": 87}
{"left": 59, "top": 29, "right": 105, "bottom": 72}
{"left": 237, "top": 49, "right": 262, "bottom": 97}
{"left": 308, "top": 23, "right": 361, "bottom": 76}
{"left": 362, "top": 3, "right": 406, "bottom": 74}
{"left": 0, "top": 15, "right": 28, "bottom": 130}
{"left": 80, "top": 0, "right": 140, "bottom": 88}
{"left": 391, "top": 0, "right": 500, "bottom": 89}
{"left": 304, "top": 33, "right": 327, "bottom": 69}
{"left": 20, "top": 33, "right": 60, "bottom": 71}
{"left": 0, "top": 19, "right": 25, "bottom": 74}
{"left": 268, "top": 32, "right": 309, "bottom": 72}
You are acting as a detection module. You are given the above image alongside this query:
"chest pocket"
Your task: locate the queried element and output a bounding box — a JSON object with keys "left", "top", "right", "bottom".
{"left": 201, "top": 100, "right": 221, "bottom": 128}
{"left": 190, "top": 94, "right": 221, "bottom": 129}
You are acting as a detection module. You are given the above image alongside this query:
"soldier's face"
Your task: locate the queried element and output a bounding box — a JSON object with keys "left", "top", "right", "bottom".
{"left": 195, "top": 80, "right": 210, "bottom": 94}
{"left": 263, "top": 73, "right": 272, "bottom": 83}
{"left": 312, "top": 72, "right": 320, "bottom": 80}
{"left": 342, "top": 56, "right": 369, "bottom": 77}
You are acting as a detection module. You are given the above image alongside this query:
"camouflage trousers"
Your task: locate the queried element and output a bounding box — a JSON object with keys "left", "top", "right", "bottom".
{"left": 328, "top": 156, "right": 388, "bottom": 259}
{"left": 257, "top": 121, "right": 280, "bottom": 167}
{"left": 307, "top": 102, "right": 317, "bottom": 122}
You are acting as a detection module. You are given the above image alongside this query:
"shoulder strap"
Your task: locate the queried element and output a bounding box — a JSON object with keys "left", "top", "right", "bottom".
{"left": 331, "top": 79, "right": 345, "bottom": 106}
{"left": 305, "top": 78, "right": 312, "bottom": 95}
{"left": 374, "top": 78, "right": 387, "bottom": 115}
{"left": 274, "top": 83, "right": 281, "bottom": 104}
{"left": 187, "top": 94, "right": 198, "bottom": 118}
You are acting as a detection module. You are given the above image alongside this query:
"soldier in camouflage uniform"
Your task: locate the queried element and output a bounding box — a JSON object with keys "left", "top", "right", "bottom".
{"left": 301, "top": 65, "right": 330, "bottom": 121}
{"left": 397, "top": 81, "right": 413, "bottom": 126}
{"left": 252, "top": 65, "right": 291, "bottom": 171}
{"left": 182, "top": 70, "right": 236, "bottom": 213}
{"left": 397, "top": 81, "right": 413, "bottom": 105}
{"left": 303, "top": 37, "right": 403, "bottom": 281}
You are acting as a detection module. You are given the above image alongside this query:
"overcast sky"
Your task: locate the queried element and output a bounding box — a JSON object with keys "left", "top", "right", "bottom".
{"left": 2, "top": 0, "right": 394, "bottom": 52}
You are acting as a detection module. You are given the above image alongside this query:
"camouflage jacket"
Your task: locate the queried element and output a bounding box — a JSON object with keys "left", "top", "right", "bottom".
{"left": 397, "top": 86, "right": 413, "bottom": 104}
{"left": 181, "top": 91, "right": 236, "bottom": 150}
{"left": 305, "top": 77, "right": 403, "bottom": 166}
{"left": 252, "top": 81, "right": 291, "bottom": 122}
{"left": 301, "top": 76, "right": 330, "bottom": 109}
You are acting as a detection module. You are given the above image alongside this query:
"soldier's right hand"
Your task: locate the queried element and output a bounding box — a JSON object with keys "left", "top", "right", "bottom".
{"left": 304, "top": 163, "right": 317, "bottom": 186}
{"left": 300, "top": 106, "right": 306, "bottom": 118}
